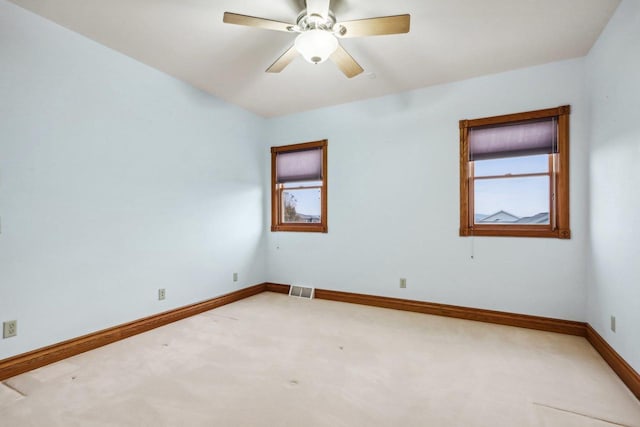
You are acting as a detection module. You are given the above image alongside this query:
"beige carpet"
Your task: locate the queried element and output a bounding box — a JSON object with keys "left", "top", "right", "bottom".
{"left": 1, "top": 292, "right": 639, "bottom": 426}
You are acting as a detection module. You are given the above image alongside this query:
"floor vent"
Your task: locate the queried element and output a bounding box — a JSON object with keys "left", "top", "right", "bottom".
{"left": 289, "top": 285, "right": 314, "bottom": 299}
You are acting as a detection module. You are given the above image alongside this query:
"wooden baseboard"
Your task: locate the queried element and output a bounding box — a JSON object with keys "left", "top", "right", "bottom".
{"left": 292, "top": 286, "right": 638, "bottom": 401}
{"left": 265, "top": 282, "right": 289, "bottom": 294}
{"left": 312, "top": 288, "right": 587, "bottom": 336}
{"left": 586, "top": 325, "right": 640, "bottom": 400}
{"left": 4, "top": 282, "right": 638, "bottom": 403}
{"left": 0, "top": 283, "right": 268, "bottom": 382}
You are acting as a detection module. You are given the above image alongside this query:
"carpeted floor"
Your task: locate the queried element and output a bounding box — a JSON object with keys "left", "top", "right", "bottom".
{"left": 1, "top": 292, "right": 639, "bottom": 426}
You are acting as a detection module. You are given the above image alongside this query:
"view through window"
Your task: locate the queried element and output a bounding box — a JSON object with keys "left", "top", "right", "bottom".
{"left": 473, "top": 154, "right": 550, "bottom": 225}
{"left": 281, "top": 181, "right": 322, "bottom": 224}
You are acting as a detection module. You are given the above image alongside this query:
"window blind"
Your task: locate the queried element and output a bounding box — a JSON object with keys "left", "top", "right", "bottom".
{"left": 469, "top": 117, "right": 557, "bottom": 161}
{"left": 276, "top": 148, "right": 322, "bottom": 183}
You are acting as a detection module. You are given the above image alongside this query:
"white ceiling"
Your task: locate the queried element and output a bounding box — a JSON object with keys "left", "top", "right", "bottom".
{"left": 8, "top": 0, "right": 619, "bottom": 117}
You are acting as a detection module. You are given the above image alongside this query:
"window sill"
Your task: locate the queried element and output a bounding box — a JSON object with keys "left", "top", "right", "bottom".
{"left": 460, "top": 227, "right": 570, "bottom": 239}
{"left": 271, "top": 224, "right": 327, "bottom": 233}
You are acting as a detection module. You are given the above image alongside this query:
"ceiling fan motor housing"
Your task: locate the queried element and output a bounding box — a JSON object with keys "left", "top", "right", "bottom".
{"left": 296, "top": 9, "right": 337, "bottom": 32}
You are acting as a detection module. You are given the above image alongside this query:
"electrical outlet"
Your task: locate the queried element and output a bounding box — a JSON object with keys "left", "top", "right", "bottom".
{"left": 158, "top": 288, "right": 166, "bottom": 301}
{"left": 233, "top": 272, "right": 238, "bottom": 282}
{"left": 399, "top": 278, "right": 407, "bottom": 288}
{"left": 3, "top": 320, "right": 17, "bottom": 338}
{"left": 611, "top": 315, "right": 616, "bottom": 333}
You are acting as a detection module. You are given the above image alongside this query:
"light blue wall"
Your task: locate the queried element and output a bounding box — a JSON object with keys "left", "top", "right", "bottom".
{"left": 0, "top": 1, "right": 267, "bottom": 359}
{"left": 265, "top": 58, "right": 590, "bottom": 321}
{"left": 3, "top": 0, "right": 637, "bottom": 377}
{"left": 586, "top": 0, "right": 640, "bottom": 372}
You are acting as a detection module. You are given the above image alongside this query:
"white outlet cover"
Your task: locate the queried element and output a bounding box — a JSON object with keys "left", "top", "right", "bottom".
{"left": 3, "top": 320, "right": 17, "bottom": 338}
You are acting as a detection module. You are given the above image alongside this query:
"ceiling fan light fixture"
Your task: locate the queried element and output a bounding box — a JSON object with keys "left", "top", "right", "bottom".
{"left": 294, "top": 29, "right": 338, "bottom": 64}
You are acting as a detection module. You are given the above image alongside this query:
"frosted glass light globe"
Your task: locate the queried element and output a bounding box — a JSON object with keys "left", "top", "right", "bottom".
{"left": 295, "top": 29, "right": 338, "bottom": 64}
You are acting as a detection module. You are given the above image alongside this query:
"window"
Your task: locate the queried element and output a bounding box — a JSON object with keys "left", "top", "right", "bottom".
{"left": 271, "top": 140, "right": 328, "bottom": 233}
{"left": 459, "top": 106, "right": 570, "bottom": 238}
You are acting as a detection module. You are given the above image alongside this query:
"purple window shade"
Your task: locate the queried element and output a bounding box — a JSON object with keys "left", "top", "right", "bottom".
{"left": 469, "top": 118, "right": 557, "bottom": 161}
{"left": 276, "top": 148, "right": 322, "bottom": 183}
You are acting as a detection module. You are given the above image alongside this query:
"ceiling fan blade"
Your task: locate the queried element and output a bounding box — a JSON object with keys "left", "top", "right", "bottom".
{"left": 286, "top": 0, "right": 307, "bottom": 13}
{"left": 330, "top": 44, "right": 364, "bottom": 78}
{"left": 336, "top": 14, "right": 410, "bottom": 38}
{"left": 306, "top": 0, "right": 331, "bottom": 18}
{"left": 223, "top": 12, "right": 293, "bottom": 32}
{"left": 266, "top": 45, "right": 299, "bottom": 73}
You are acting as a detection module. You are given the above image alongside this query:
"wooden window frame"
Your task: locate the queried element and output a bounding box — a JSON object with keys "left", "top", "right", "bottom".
{"left": 459, "top": 106, "right": 571, "bottom": 239}
{"left": 271, "top": 140, "right": 328, "bottom": 233}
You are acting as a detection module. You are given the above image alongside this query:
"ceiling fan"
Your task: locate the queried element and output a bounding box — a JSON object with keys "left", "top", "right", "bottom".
{"left": 223, "top": 0, "right": 410, "bottom": 78}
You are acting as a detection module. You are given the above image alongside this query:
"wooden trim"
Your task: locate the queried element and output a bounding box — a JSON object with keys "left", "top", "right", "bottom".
{"left": 313, "top": 288, "right": 587, "bottom": 336}
{"left": 459, "top": 105, "right": 571, "bottom": 239}
{"left": 586, "top": 325, "right": 640, "bottom": 400}
{"left": 549, "top": 154, "right": 556, "bottom": 230}
{"left": 264, "top": 282, "right": 290, "bottom": 294}
{"left": 321, "top": 140, "right": 328, "bottom": 232}
{"left": 459, "top": 124, "right": 470, "bottom": 236}
{"left": 271, "top": 140, "right": 326, "bottom": 153}
{"left": 271, "top": 139, "right": 328, "bottom": 233}
{"left": 268, "top": 284, "right": 584, "bottom": 337}
{"left": 271, "top": 146, "right": 278, "bottom": 232}
{"left": 267, "top": 283, "right": 582, "bottom": 336}
{"left": 462, "top": 105, "right": 570, "bottom": 128}
{"left": 556, "top": 110, "right": 571, "bottom": 239}
{"left": 466, "top": 227, "right": 561, "bottom": 238}
{"left": 2, "top": 282, "right": 638, "bottom": 402}
{"left": 0, "top": 284, "right": 268, "bottom": 381}
{"left": 311, "top": 288, "right": 639, "bottom": 400}
{"left": 271, "top": 223, "right": 327, "bottom": 233}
